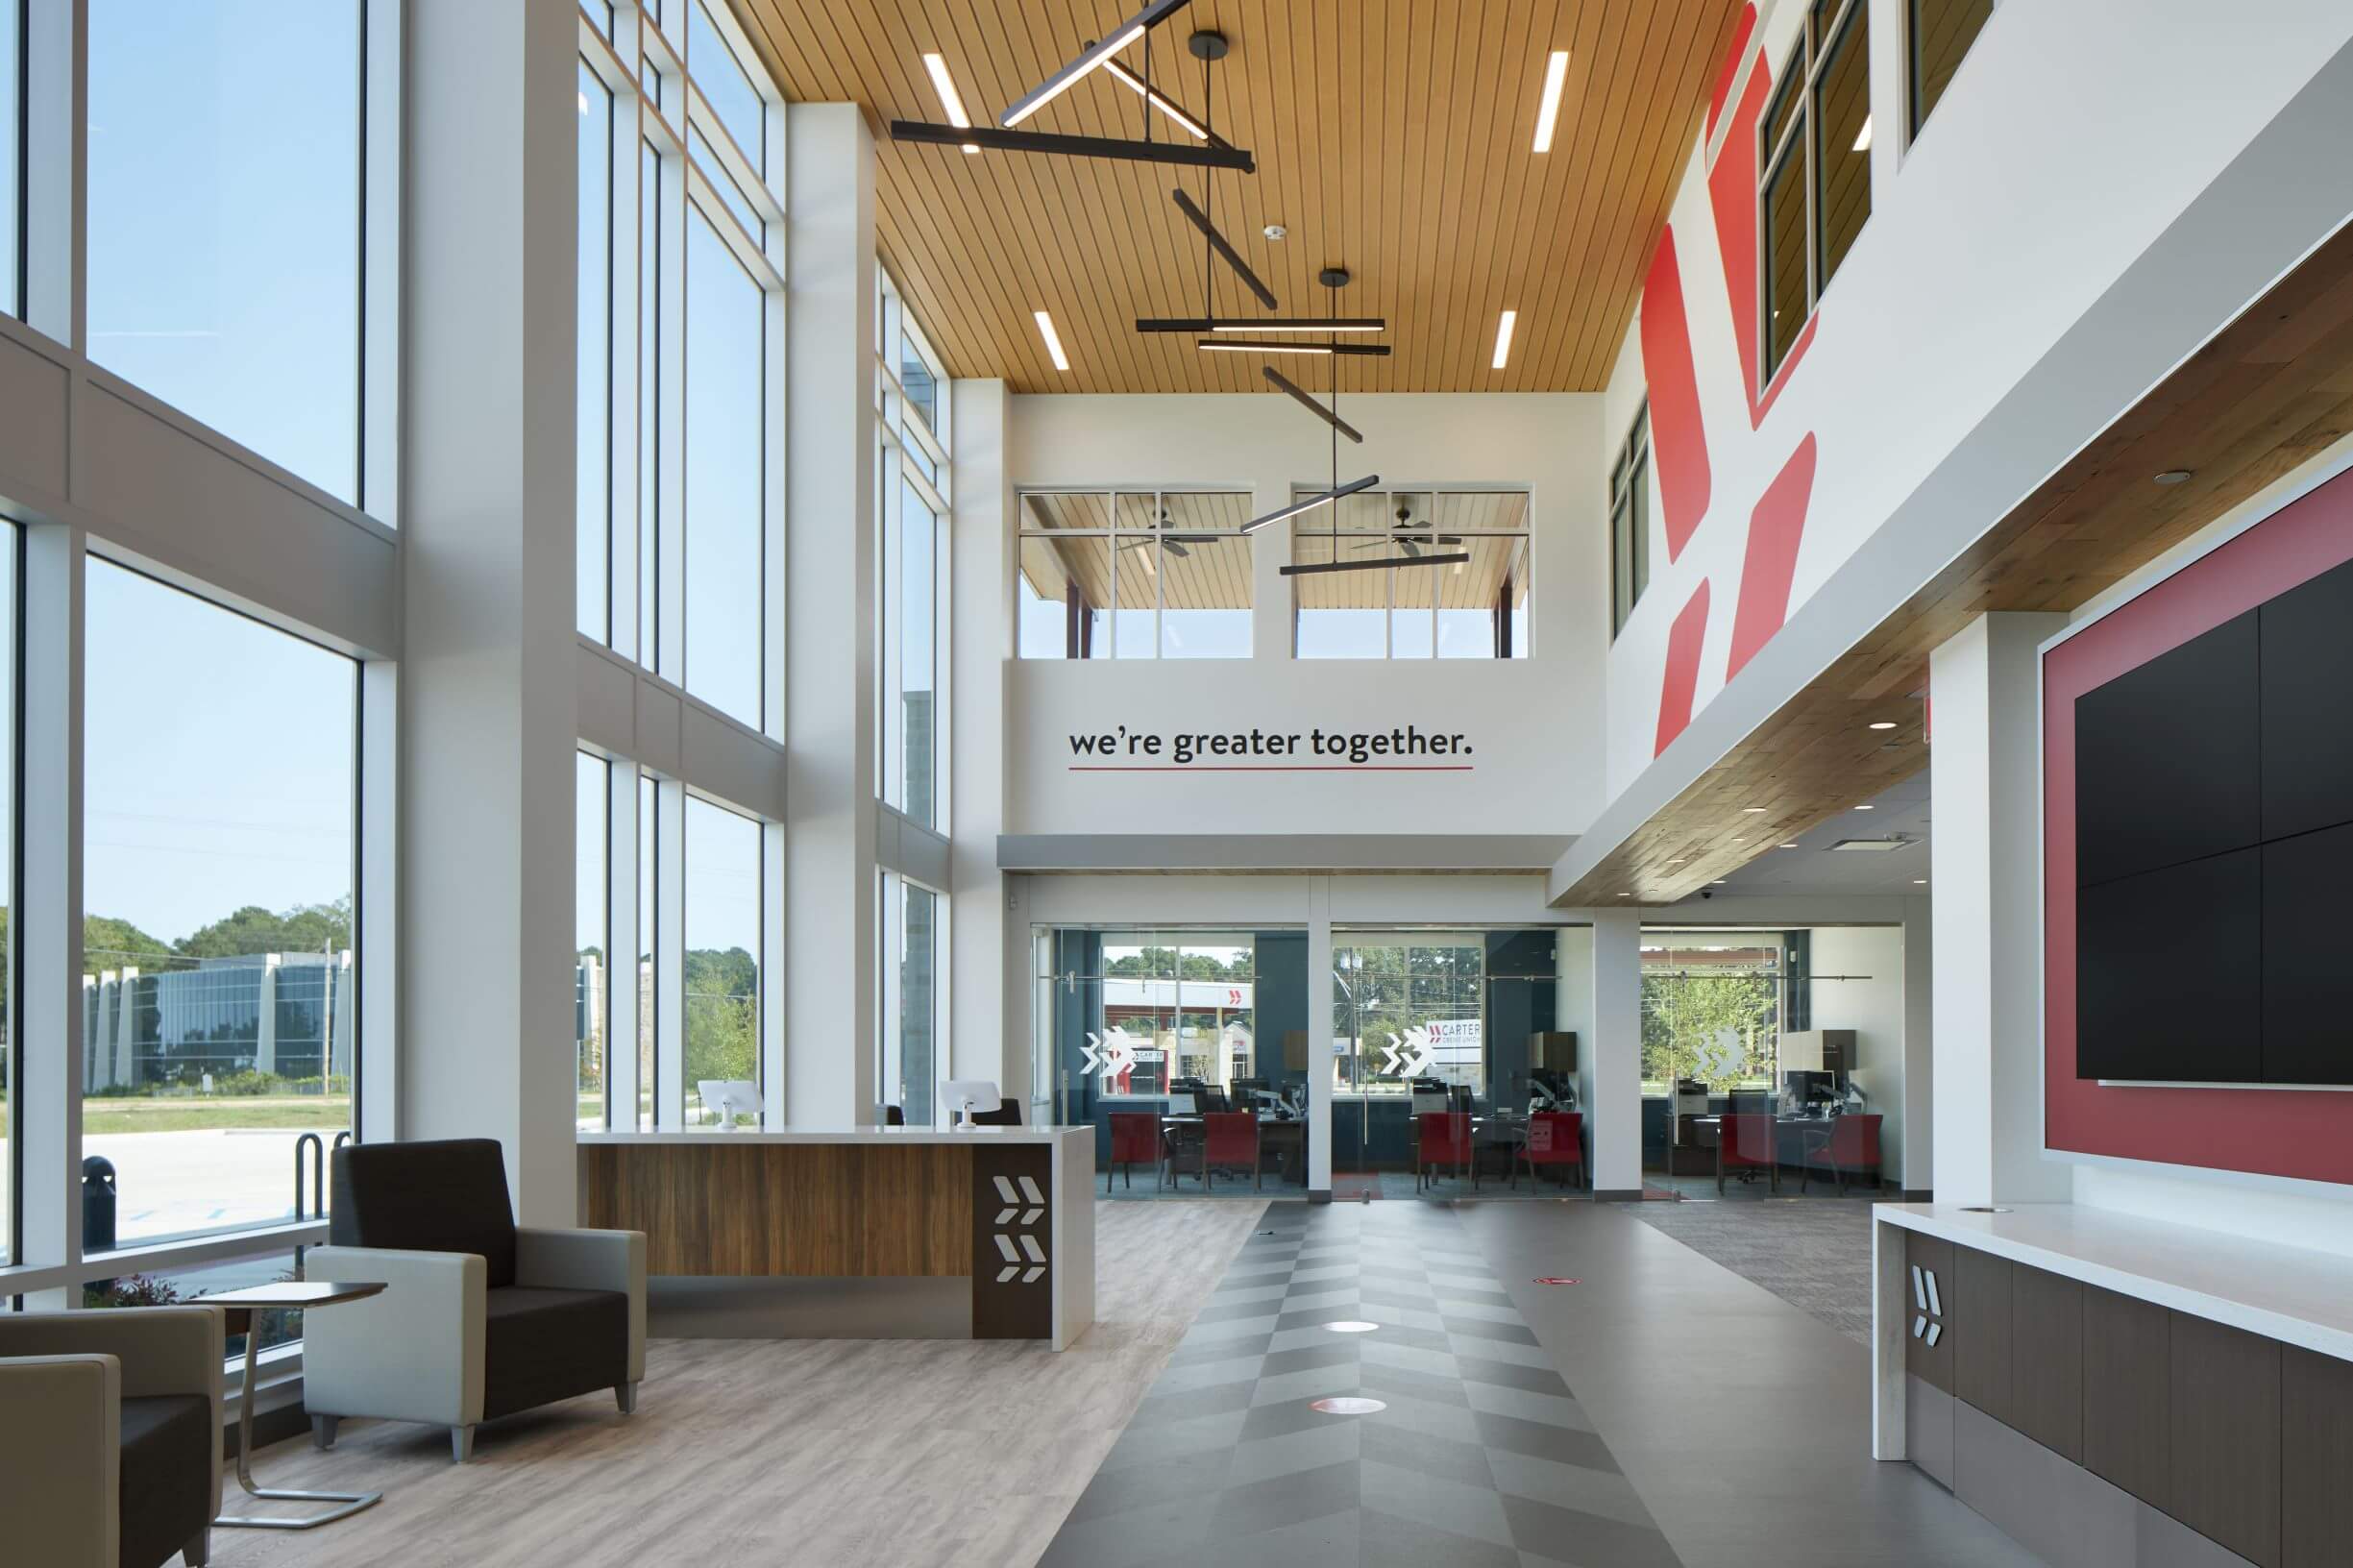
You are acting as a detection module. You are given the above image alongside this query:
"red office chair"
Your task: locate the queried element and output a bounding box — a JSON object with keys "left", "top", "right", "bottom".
{"left": 1516, "top": 1111, "right": 1584, "bottom": 1191}
{"left": 1201, "top": 1112, "right": 1262, "bottom": 1191}
{"left": 1107, "top": 1112, "right": 1163, "bottom": 1192}
{"left": 1802, "top": 1114, "right": 1881, "bottom": 1194}
{"left": 1415, "top": 1112, "right": 1478, "bottom": 1192}
{"left": 1716, "top": 1112, "right": 1778, "bottom": 1195}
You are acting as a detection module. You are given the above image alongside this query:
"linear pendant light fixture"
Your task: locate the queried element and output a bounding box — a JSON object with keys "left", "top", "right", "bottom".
{"left": 1286, "top": 549, "right": 1470, "bottom": 576}
{"left": 1199, "top": 339, "right": 1390, "bottom": 356}
{"left": 1136, "top": 317, "right": 1387, "bottom": 333}
{"left": 1099, "top": 55, "right": 1229, "bottom": 145}
{"left": 1242, "top": 474, "right": 1379, "bottom": 534}
{"left": 1262, "top": 365, "right": 1361, "bottom": 442}
{"left": 891, "top": 120, "right": 1253, "bottom": 170}
{"left": 1171, "top": 188, "right": 1279, "bottom": 309}
{"left": 1001, "top": 0, "right": 1195, "bottom": 126}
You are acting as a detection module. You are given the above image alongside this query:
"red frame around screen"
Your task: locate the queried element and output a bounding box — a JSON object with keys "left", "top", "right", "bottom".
{"left": 2043, "top": 465, "right": 2353, "bottom": 1184}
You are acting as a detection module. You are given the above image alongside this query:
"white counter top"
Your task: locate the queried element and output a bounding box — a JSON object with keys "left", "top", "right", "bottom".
{"left": 1875, "top": 1202, "right": 2353, "bottom": 1362}
{"left": 579, "top": 1125, "right": 1090, "bottom": 1148}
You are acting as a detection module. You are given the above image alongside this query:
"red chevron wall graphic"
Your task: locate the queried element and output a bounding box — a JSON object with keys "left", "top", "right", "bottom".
{"left": 1648, "top": 3, "right": 1824, "bottom": 758}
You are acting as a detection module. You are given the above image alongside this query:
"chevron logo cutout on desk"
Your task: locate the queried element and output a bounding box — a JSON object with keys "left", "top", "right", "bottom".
{"left": 1910, "top": 1263, "right": 1943, "bottom": 1347}
{"left": 992, "top": 1174, "right": 1048, "bottom": 1285}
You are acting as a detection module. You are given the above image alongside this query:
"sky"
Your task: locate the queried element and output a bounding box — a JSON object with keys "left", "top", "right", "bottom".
{"left": 83, "top": 560, "right": 356, "bottom": 949}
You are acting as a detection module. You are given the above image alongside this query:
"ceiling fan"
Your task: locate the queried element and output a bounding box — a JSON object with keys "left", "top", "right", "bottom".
{"left": 1348, "top": 499, "right": 1465, "bottom": 556}
{"left": 1115, "top": 508, "right": 1216, "bottom": 557}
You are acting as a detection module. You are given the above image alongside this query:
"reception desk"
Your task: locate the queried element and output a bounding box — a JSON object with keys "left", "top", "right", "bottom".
{"left": 577, "top": 1126, "right": 1094, "bottom": 1350}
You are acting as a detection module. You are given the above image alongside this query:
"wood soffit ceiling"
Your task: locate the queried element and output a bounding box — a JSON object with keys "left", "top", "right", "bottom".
{"left": 731, "top": 0, "right": 1747, "bottom": 394}
{"left": 1561, "top": 220, "right": 2353, "bottom": 907}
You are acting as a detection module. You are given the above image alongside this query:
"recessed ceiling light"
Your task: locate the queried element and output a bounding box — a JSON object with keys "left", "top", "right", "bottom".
{"left": 1912, "top": 878, "right": 1928, "bottom": 885}
{"left": 1868, "top": 721, "right": 1898, "bottom": 730}
{"left": 920, "top": 53, "right": 981, "bottom": 154}
{"left": 1780, "top": 843, "right": 1800, "bottom": 849}
{"left": 1743, "top": 806, "right": 1767, "bottom": 813}
{"left": 1532, "top": 50, "right": 1572, "bottom": 154}
{"left": 1712, "top": 879, "right": 1728, "bottom": 886}
{"left": 1491, "top": 308, "right": 1518, "bottom": 370}
{"left": 1851, "top": 113, "right": 1873, "bottom": 154}
{"left": 1854, "top": 803, "right": 1875, "bottom": 811}
{"left": 1617, "top": 892, "right": 1631, "bottom": 897}
{"left": 2153, "top": 470, "right": 2194, "bottom": 485}
{"left": 1033, "top": 310, "right": 1070, "bottom": 372}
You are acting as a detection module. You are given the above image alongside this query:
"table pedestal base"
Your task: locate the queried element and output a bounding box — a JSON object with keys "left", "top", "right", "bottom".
{"left": 213, "top": 1307, "right": 383, "bottom": 1531}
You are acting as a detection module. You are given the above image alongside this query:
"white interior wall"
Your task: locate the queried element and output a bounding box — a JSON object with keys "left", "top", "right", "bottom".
{"left": 1002, "top": 393, "right": 1608, "bottom": 839}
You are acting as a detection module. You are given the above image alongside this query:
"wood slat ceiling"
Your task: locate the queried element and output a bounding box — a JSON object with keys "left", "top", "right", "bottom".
{"left": 1562, "top": 219, "right": 2353, "bottom": 906}
{"left": 730, "top": 0, "right": 1746, "bottom": 392}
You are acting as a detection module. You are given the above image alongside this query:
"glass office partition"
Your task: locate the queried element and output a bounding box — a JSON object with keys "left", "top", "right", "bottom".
{"left": 1033, "top": 926, "right": 1303, "bottom": 1196}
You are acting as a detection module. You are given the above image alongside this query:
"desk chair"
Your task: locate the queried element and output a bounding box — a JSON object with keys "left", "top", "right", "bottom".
{"left": 1161, "top": 1120, "right": 1207, "bottom": 1188}
{"left": 1801, "top": 1114, "right": 1881, "bottom": 1193}
{"left": 1415, "top": 1112, "right": 1478, "bottom": 1193}
{"left": 1516, "top": 1111, "right": 1584, "bottom": 1191}
{"left": 1201, "top": 1112, "right": 1262, "bottom": 1190}
{"left": 1107, "top": 1112, "right": 1163, "bottom": 1191}
{"left": 1715, "top": 1112, "right": 1778, "bottom": 1194}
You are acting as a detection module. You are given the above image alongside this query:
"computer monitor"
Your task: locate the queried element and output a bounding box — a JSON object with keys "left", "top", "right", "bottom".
{"left": 697, "top": 1079, "right": 760, "bottom": 1128}
{"left": 1231, "top": 1076, "right": 1269, "bottom": 1102}
{"left": 941, "top": 1079, "right": 1001, "bottom": 1130}
{"left": 1783, "top": 1070, "right": 1836, "bottom": 1112}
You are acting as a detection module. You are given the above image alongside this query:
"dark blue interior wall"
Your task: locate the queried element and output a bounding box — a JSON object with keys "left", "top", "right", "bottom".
{"left": 1255, "top": 930, "right": 1309, "bottom": 1091}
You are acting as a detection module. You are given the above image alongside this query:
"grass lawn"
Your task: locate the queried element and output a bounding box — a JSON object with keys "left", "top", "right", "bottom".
{"left": 79, "top": 1095, "right": 353, "bottom": 1136}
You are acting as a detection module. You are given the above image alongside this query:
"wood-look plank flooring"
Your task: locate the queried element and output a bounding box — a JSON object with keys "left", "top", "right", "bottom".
{"left": 218, "top": 1199, "right": 1267, "bottom": 1568}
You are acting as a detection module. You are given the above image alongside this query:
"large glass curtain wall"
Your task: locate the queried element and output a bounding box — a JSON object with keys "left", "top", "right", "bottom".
{"left": 879, "top": 875, "right": 941, "bottom": 1125}
{"left": 577, "top": 0, "right": 787, "bottom": 739}
{"left": 878, "top": 271, "right": 950, "bottom": 828}
{"left": 575, "top": 753, "right": 781, "bottom": 1134}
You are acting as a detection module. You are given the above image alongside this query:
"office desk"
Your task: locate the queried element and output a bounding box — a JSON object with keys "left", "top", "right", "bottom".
{"left": 577, "top": 1127, "right": 1093, "bottom": 1349}
{"left": 1163, "top": 1114, "right": 1310, "bottom": 1185}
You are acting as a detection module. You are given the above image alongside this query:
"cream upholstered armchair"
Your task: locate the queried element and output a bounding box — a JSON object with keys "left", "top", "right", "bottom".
{"left": 0, "top": 1305, "right": 225, "bottom": 1568}
{"left": 303, "top": 1138, "right": 646, "bottom": 1461}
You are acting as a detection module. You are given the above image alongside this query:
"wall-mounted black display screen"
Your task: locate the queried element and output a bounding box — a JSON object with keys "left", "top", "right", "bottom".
{"left": 2074, "top": 557, "right": 2353, "bottom": 1085}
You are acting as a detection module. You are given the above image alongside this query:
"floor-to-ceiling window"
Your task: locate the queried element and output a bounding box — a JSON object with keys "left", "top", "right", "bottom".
{"left": 683, "top": 796, "right": 760, "bottom": 1126}
{"left": 879, "top": 270, "right": 949, "bottom": 827}
{"left": 0, "top": 0, "right": 19, "bottom": 319}
{"left": 82, "top": 560, "right": 358, "bottom": 1253}
{"left": 86, "top": 0, "right": 365, "bottom": 504}
{"left": 576, "top": 753, "right": 610, "bottom": 1131}
{"left": 578, "top": 0, "right": 787, "bottom": 735}
{"left": 880, "top": 875, "right": 940, "bottom": 1124}
{"left": 573, "top": 3, "right": 790, "bottom": 1137}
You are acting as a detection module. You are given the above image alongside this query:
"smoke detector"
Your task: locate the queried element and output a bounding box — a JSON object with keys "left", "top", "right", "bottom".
{"left": 1262, "top": 223, "right": 1287, "bottom": 241}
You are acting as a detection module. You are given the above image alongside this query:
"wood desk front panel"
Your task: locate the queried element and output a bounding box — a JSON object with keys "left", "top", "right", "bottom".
{"left": 579, "top": 1142, "right": 974, "bottom": 1278}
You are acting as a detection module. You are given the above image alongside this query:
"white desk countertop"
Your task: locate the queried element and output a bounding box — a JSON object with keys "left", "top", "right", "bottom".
{"left": 1875, "top": 1202, "right": 2353, "bottom": 1362}
{"left": 578, "top": 1125, "right": 1090, "bottom": 1149}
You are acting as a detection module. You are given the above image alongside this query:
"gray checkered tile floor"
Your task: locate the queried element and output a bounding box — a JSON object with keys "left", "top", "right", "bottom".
{"left": 1038, "top": 1202, "right": 1683, "bottom": 1568}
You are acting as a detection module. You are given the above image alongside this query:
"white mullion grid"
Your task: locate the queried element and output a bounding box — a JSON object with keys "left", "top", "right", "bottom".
{"left": 878, "top": 872, "right": 902, "bottom": 1114}
{"left": 761, "top": 233, "right": 786, "bottom": 743}
{"left": 603, "top": 758, "right": 641, "bottom": 1129}
{"left": 20, "top": 0, "right": 82, "bottom": 353}
{"left": 760, "top": 819, "right": 785, "bottom": 1126}
{"left": 16, "top": 523, "right": 84, "bottom": 1293}
{"left": 1151, "top": 489, "right": 1165, "bottom": 658}
{"left": 879, "top": 432, "right": 904, "bottom": 810}
{"left": 652, "top": 774, "right": 686, "bottom": 1128}
{"left": 682, "top": 81, "right": 781, "bottom": 232}
{"left": 653, "top": 103, "right": 687, "bottom": 686}
{"left": 360, "top": 0, "right": 403, "bottom": 524}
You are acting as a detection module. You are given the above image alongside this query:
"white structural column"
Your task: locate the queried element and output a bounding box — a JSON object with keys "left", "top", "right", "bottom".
{"left": 783, "top": 104, "right": 880, "bottom": 1126}
{"left": 397, "top": 0, "right": 582, "bottom": 1223}
{"left": 1900, "top": 894, "right": 1934, "bottom": 1196}
{"left": 1307, "top": 878, "right": 1335, "bottom": 1194}
{"left": 947, "top": 379, "right": 1015, "bottom": 1098}
{"left": 1929, "top": 611, "right": 2071, "bottom": 1206}
{"left": 1585, "top": 911, "right": 1644, "bottom": 1195}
